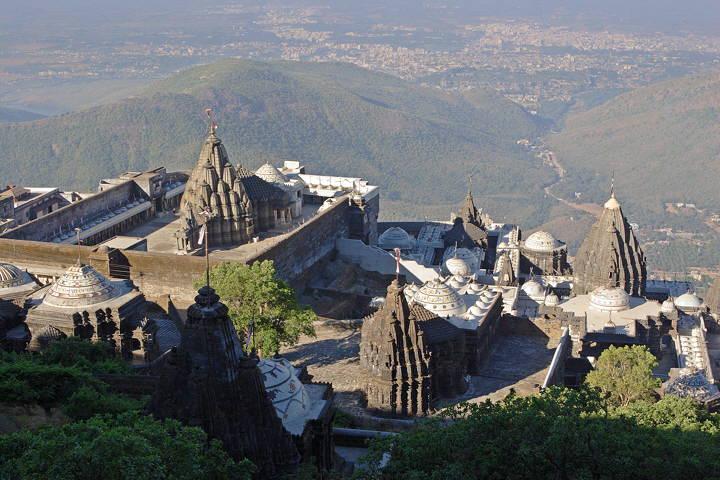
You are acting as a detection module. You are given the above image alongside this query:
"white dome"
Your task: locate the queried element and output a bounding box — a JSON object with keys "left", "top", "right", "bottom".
{"left": 378, "top": 227, "right": 414, "bottom": 250}
{"left": 545, "top": 292, "right": 560, "bottom": 306}
{"left": 661, "top": 297, "right": 676, "bottom": 314}
{"left": 521, "top": 279, "right": 546, "bottom": 299}
{"left": 413, "top": 278, "right": 466, "bottom": 317}
{"left": 445, "top": 256, "right": 471, "bottom": 277}
{"left": 258, "top": 358, "right": 312, "bottom": 436}
{"left": 675, "top": 292, "right": 703, "bottom": 310}
{"left": 469, "top": 305, "right": 484, "bottom": 316}
{"left": 255, "top": 163, "right": 289, "bottom": 184}
{"left": 589, "top": 286, "right": 630, "bottom": 312}
{"left": 44, "top": 264, "right": 119, "bottom": 308}
{"left": 0, "top": 263, "right": 32, "bottom": 289}
{"left": 524, "top": 231, "right": 561, "bottom": 253}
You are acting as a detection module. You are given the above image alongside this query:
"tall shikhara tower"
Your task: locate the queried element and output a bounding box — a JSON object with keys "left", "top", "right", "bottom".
{"left": 359, "top": 280, "right": 432, "bottom": 416}
{"left": 573, "top": 191, "right": 647, "bottom": 296}
{"left": 176, "top": 126, "right": 256, "bottom": 250}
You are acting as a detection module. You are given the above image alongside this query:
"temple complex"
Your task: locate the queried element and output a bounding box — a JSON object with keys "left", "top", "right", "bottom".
{"left": 572, "top": 191, "right": 647, "bottom": 296}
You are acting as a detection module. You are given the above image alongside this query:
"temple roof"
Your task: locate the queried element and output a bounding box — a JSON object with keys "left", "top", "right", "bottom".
{"left": 236, "top": 164, "right": 288, "bottom": 202}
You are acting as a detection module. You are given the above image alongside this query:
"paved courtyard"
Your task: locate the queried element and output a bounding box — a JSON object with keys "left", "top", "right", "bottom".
{"left": 282, "top": 321, "right": 558, "bottom": 416}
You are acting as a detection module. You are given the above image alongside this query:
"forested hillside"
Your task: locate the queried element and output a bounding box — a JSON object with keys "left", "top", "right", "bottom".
{"left": 548, "top": 71, "right": 720, "bottom": 222}
{"left": 0, "top": 59, "right": 551, "bottom": 223}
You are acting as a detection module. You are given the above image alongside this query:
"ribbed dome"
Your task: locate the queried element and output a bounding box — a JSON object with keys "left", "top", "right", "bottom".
{"left": 0, "top": 263, "right": 31, "bottom": 289}
{"left": 413, "top": 278, "right": 465, "bottom": 316}
{"left": 675, "top": 292, "right": 703, "bottom": 310}
{"left": 378, "top": 227, "right": 414, "bottom": 250}
{"left": 44, "top": 264, "right": 117, "bottom": 308}
{"left": 524, "top": 231, "right": 561, "bottom": 253}
{"left": 258, "top": 357, "right": 311, "bottom": 436}
{"left": 445, "top": 256, "right": 471, "bottom": 277}
{"left": 589, "top": 286, "right": 630, "bottom": 312}
{"left": 255, "top": 163, "right": 289, "bottom": 184}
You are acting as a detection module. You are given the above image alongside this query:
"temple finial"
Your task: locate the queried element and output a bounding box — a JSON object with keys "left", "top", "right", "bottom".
{"left": 205, "top": 108, "right": 217, "bottom": 134}
{"left": 74, "top": 228, "right": 82, "bottom": 265}
{"left": 610, "top": 171, "right": 615, "bottom": 198}
{"left": 467, "top": 173, "right": 473, "bottom": 194}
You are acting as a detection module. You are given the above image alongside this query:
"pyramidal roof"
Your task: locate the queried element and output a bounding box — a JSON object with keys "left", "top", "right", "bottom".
{"left": 573, "top": 191, "right": 646, "bottom": 296}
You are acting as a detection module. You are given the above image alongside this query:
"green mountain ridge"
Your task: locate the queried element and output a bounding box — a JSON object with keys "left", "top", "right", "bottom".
{"left": 0, "top": 59, "right": 551, "bottom": 223}
{"left": 548, "top": 70, "right": 720, "bottom": 221}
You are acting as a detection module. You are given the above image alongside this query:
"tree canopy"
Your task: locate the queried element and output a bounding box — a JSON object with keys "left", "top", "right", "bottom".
{"left": 0, "top": 412, "right": 254, "bottom": 480}
{"left": 196, "top": 260, "right": 316, "bottom": 356}
{"left": 357, "top": 387, "right": 720, "bottom": 480}
{"left": 585, "top": 345, "right": 660, "bottom": 406}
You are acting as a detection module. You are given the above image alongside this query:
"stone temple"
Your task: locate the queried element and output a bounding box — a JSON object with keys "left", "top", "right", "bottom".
{"left": 572, "top": 191, "right": 647, "bottom": 296}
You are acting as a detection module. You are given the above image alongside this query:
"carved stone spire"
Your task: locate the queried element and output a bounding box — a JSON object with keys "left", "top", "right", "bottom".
{"left": 150, "top": 285, "right": 299, "bottom": 477}
{"left": 359, "top": 279, "right": 432, "bottom": 416}
{"left": 573, "top": 188, "right": 646, "bottom": 296}
{"left": 176, "top": 118, "right": 256, "bottom": 250}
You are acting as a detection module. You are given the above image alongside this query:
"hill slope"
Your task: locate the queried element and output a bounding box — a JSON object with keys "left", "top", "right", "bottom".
{"left": 0, "top": 107, "right": 44, "bottom": 123}
{"left": 0, "top": 59, "right": 550, "bottom": 222}
{"left": 548, "top": 71, "right": 720, "bottom": 221}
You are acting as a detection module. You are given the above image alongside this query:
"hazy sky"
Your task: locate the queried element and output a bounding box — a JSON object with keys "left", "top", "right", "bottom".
{"left": 2, "top": 0, "right": 719, "bottom": 35}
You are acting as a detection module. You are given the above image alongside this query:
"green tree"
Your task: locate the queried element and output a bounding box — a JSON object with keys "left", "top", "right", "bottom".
{"left": 0, "top": 412, "right": 254, "bottom": 480}
{"left": 196, "top": 260, "right": 316, "bottom": 356}
{"left": 585, "top": 345, "right": 660, "bottom": 406}
{"left": 355, "top": 387, "right": 720, "bottom": 480}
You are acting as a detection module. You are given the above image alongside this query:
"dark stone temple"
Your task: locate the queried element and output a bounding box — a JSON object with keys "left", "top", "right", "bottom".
{"left": 150, "top": 285, "right": 300, "bottom": 478}
{"left": 572, "top": 191, "right": 647, "bottom": 296}
{"left": 359, "top": 280, "right": 466, "bottom": 416}
{"left": 175, "top": 126, "right": 292, "bottom": 252}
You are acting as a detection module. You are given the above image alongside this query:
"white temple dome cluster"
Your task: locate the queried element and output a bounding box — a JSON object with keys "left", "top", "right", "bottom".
{"left": 411, "top": 278, "right": 466, "bottom": 317}
{"left": 661, "top": 297, "right": 677, "bottom": 314}
{"left": 524, "top": 231, "right": 561, "bottom": 253}
{"left": 588, "top": 286, "right": 631, "bottom": 312}
{"left": 44, "top": 264, "right": 121, "bottom": 308}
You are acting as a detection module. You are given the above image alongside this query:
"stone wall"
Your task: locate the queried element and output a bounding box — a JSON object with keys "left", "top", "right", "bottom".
{"left": 252, "top": 196, "right": 352, "bottom": 287}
